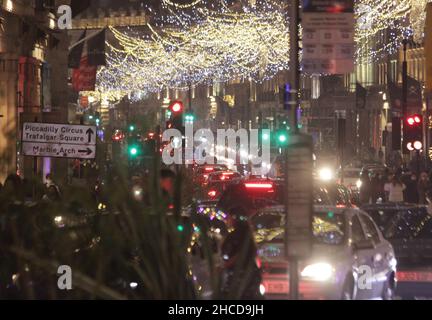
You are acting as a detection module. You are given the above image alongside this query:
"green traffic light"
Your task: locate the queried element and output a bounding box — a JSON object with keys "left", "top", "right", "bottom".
{"left": 278, "top": 134, "right": 287, "bottom": 143}
{"left": 185, "top": 114, "right": 195, "bottom": 123}
{"left": 129, "top": 145, "right": 139, "bottom": 157}
{"left": 262, "top": 133, "right": 270, "bottom": 141}
{"left": 177, "top": 225, "right": 184, "bottom": 232}
{"left": 129, "top": 125, "right": 135, "bottom": 132}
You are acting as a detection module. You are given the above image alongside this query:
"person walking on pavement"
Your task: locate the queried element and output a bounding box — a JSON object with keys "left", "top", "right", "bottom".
{"left": 418, "top": 171, "right": 431, "bottom": 205}
{"left": 384, "top": 175, "right": 406, "bottom": 202}
{"left": 404, "top": 173, "right": 419, "bottom": 203}
{"left": 359, "top": 170, "right": 371, "bottom": 204}
{"left": 220, "top": 206, "right": 262, "bottom": 300}
{"left": 370, "top": 173, "right": 382, "bottom": 204}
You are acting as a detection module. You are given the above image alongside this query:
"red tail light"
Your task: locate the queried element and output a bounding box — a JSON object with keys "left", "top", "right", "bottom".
{"left": 208, "top": 190, "right": 217, "bottom": 198}
{"left": 255, "top": 257, "right": 262, "bottom": 269}
{"left": 245, "top": 183, "right": 273, "bottom": 189}
{"left": 205, "top": 167, "right": 214, "bottom": 172}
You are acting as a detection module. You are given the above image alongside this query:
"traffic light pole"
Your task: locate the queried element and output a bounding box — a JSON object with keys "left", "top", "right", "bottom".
{"left": 402, "top": 40, "right": 409, "bottom": 157}
{"left": 287, "top": 0, "right": 300, "bottom": 301}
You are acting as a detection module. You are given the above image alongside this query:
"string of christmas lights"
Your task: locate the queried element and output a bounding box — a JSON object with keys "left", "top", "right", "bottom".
{"left": 94, "top": 1, "right": 289, "bottom": 102}
{"left": 411, "top": 0, "right": 432, "bottom": 42}
{"left": 85, "top": 0, "right": 429, "bottom": 103}
{"left": 162, "top": 0, "right": 206, "bottom": 9}
{"left": 355, "top": 0, "right": 412, "bottom": 61}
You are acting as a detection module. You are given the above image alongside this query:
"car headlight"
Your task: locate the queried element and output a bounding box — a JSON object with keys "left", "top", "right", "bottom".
{"left": 356, "top": 179, "right": 362, "bottom": 189}
{"left": 319, "top": 168, "right": 333, "bottom": 181}
{"left": 301, "top": 263, "right": 334, "bottom": 281}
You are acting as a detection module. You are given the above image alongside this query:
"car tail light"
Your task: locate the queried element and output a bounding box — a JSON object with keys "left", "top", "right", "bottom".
{"left": 222, "top": 172, "right": 234, "bottom": 176}
{"left": 256, "top": 257, "right": 262, "bottom": 269}
{"left": 245, "top": 183, "right": 273, "bottom": 189}
{"left": 205, "top": 167, "right": 214, "bottom": 172}
{"left": 208, "top": 190, "right": 217, "bottom": 198}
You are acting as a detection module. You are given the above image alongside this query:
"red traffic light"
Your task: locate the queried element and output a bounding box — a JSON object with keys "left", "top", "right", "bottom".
{"left": 169, "top": 101, "right": 184, "bottom": 113}
{"left": 407, "top": 117, "right": 415, "bottom": 126}
{"left": 414, "top": 116, "right": 422, "bottom": 123}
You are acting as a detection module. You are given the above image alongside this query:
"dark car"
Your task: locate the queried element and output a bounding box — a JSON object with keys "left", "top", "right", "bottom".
{"left": 361, "top": 203, "right": 432, "bottom": 264}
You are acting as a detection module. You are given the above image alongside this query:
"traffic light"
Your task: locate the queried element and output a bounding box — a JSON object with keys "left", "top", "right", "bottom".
{"left": 260, "top": 123, "right": 271, "bottom": 142}
{"left": 168, "top": 101, "right": 184, "bottom": 132}
{"left": 127, "top": 136, "right": 142, "bottom": 159}
{"left": 95, "top": 112, "right": 101, "bottom": 126}
{"left": 276, "top": 128, "right": 289, "bottom": 147}
{"left": 404, "top": 114, "right": 423, "bottom": 151}
{"left": 185, "top": 112, "right": 195, "bottom": 124}
{"left": 128, "top": 124, "right": 136, "bottom": 132}
{"left": 129, "top": 145, "right": 139, "bottom": 157}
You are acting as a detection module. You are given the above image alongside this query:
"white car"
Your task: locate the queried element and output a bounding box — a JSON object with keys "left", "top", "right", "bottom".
{"left": 253, "top": 205, "right": 397, "bottom": 300}
{"left": 339, "top": 168, "right": 362, "bottom": 193}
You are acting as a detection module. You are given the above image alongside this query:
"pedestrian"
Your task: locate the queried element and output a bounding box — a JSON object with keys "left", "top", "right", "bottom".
{"left": 359, "top": 170, "right": 371, "bottom": 204}
{"left": 403, "top": 173, "right": 419, "bottom": 203}
{"left": 370, "top": 173, "right": 382, "bottom": 204}
{"left": 418, "top": 171, "right": 430, "bottom": 205}
{"left": 160, "top": 168, "right": 176, "bottom": 208}
{"left": 384, "top": 175, "right": 406, "bottom": 202}
{"left": 220, "top": 206, "right": 262, "bottom": 300}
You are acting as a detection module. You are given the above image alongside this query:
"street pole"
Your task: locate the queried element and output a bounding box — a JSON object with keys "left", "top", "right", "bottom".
{"left": 402, "top": 40, "right": 409, "bottom": 161}
{"left": 287, "top": 0, "right": 300, "bottom": 301}
{"left": 290, "top": 0, "right": 301, "bottom": 135}
{"left": 402, "top": 40, "right": 408, "bottom": 119}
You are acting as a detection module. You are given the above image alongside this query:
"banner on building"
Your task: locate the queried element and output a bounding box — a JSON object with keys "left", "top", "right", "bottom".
{"left": 406, "top": 76, "right": 423, "bottom": 113}
{"left": 426, "top": 3, "right": 432, "bottom": 92}
{"left": 68, "top": 29, "right": 87, "bottom": 69}
{"left": 388, "top": 81, "right": 402, "bottom": 111}
{"left": 388, "top": 77, "right": 422, "bottom": 114}
{"left": 72, "top": 56, "right": 97, "bottom": 92}
{"left": 41, "top": 62, "right": 52, "bottom": 112}
{"left": 88, "top": 29, "right": 106, "bottom": 66}
{"left": 18, "top": 56, "right": 40, "bottom": 112}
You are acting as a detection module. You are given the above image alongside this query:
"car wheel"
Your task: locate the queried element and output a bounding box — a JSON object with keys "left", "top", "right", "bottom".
{"left": 341, "top": 276, "right": 355, "bottom": 300}
{"left": 382, "top": 275, "right": 395, "bottom": 300}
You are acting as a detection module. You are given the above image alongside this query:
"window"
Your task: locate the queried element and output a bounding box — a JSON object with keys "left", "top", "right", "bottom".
{"left": 360, "top": 214, "right": 380, "bottom": 244}
{"left": 351, "top": 215, "right": 366, "bottom": 244}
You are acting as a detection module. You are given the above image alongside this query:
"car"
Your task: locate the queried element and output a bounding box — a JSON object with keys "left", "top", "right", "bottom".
{"left": 339, "top": 167, "right": 362, "bottom": 194}
{"left": 361, "top": 164, "right": 387, "bottom": 176}
{"left": 193, "top": 164, "right": 229, "bottom": 186}
{"left": 361, "top": 203, "right": 432, "bottom": 265}
{"left": 252, "top": 205, "right": 397, "bottom": 300}
{"left": 200, "top": 171, "right": 243, "bottom": 201}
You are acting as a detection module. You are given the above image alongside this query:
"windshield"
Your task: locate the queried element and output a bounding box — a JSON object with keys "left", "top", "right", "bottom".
{"left": 343, "top": 171, "right": 361, "bottom": 178}
{"left": 252, "top": 211, "right": 346, "bottom": 245}
{"left": 365, "top": 208, "right": 432, "bottom": 240}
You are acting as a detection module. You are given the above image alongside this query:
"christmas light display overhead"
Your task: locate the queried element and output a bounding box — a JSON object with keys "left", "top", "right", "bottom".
{"left": 93, "top": 0, "right": 289, "bottom": 101}
{"left": 88, "top": 0, "right": 429, "bottom": 102}
{"left": 355, "top": 0, "right": 412, "bottom": 61}
{"left": 410, "top": 0, "right": 432, "bottom": 42}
